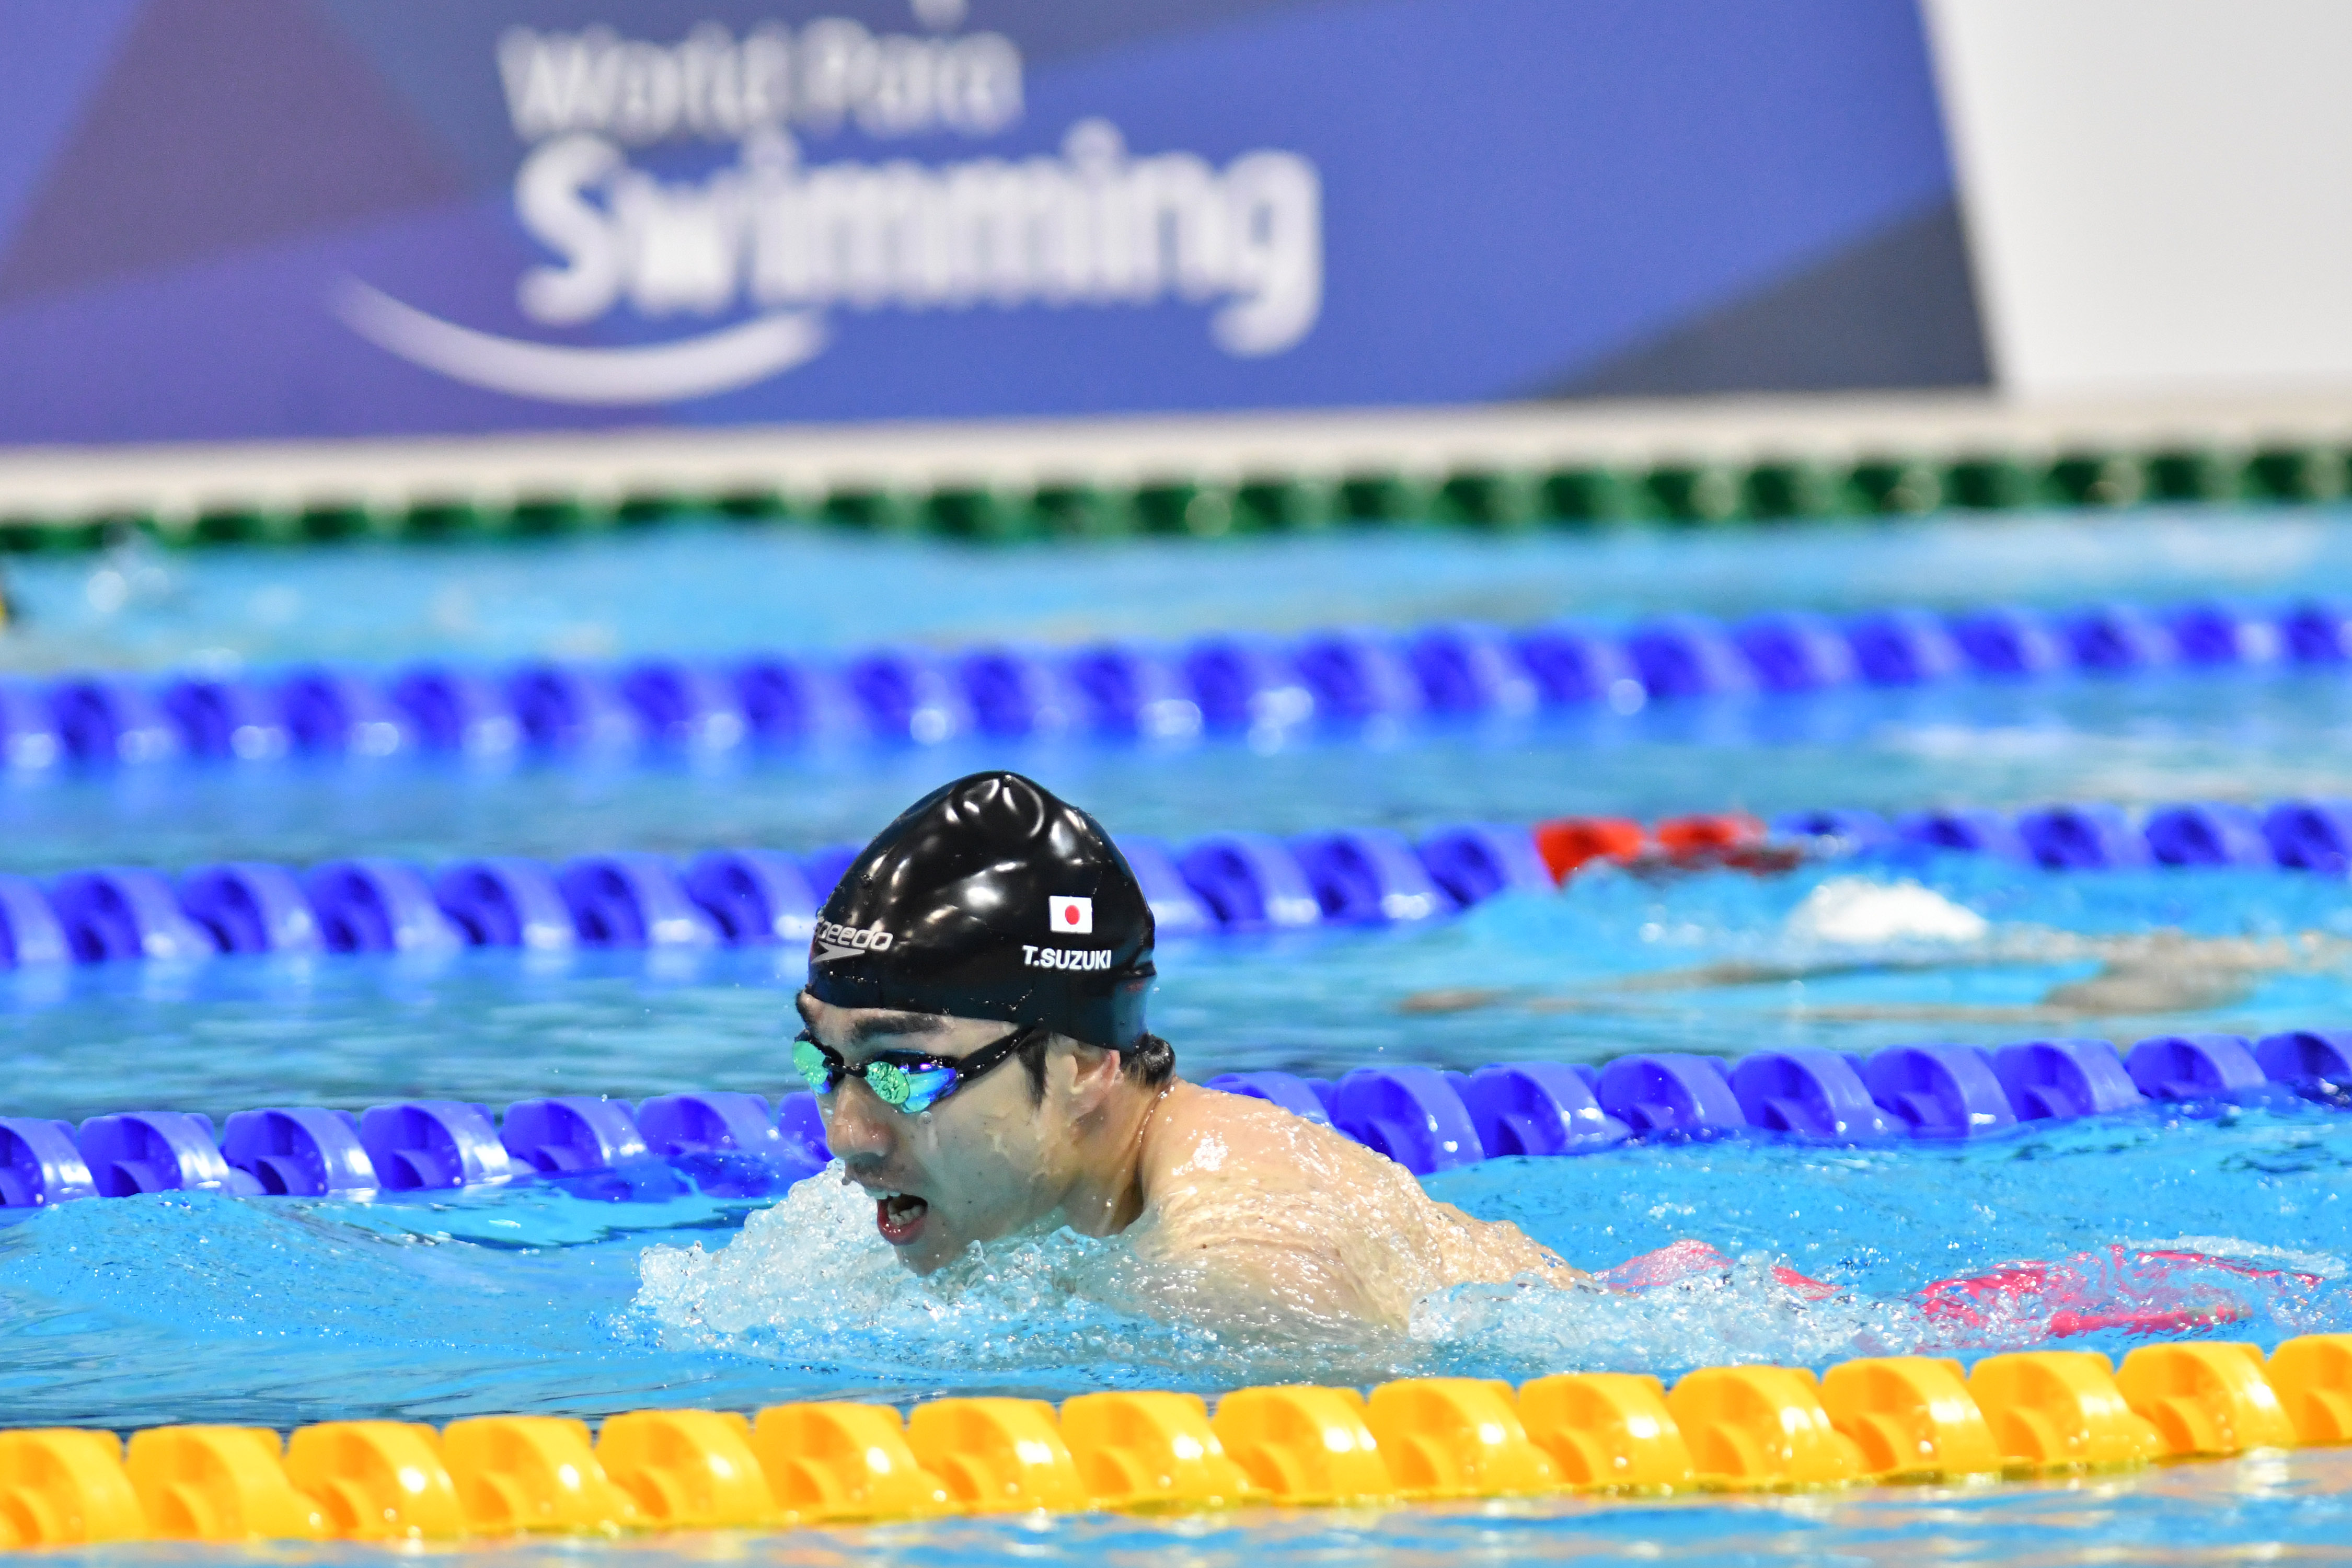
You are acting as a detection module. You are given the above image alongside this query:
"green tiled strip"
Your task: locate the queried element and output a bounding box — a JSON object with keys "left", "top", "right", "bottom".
{"left": 2, "top": 442, "right": 2346, "bottom": 553}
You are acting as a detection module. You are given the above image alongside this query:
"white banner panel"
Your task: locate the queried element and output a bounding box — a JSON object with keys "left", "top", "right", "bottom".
{"left": 1924, "top": 0, "right": 2352, "bottom": 398}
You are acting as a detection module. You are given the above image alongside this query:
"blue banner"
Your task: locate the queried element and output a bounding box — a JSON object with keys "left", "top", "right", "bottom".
{"left": 0, "top": 0, "right": 1979, "bottom": 444}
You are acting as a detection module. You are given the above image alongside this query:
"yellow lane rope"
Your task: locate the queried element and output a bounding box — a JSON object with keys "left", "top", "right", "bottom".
{"left": 1, "top": 1336, "right": 2346, "bottom": 1545}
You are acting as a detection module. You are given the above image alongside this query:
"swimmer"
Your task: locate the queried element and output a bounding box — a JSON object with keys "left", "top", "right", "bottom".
{"left": 794, "top": 769, "right": 1577, "bottom": 1334}
{"left": 1402, "top": 883, "right": 2352, "bottom": 1024}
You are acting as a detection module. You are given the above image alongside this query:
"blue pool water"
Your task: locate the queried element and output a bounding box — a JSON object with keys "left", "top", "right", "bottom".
{"left": 5, "top": 510, "right": 2352, "bottom": 878}
{"left": 5, "top": 508, "right": 2346, "bottom": 675}
{"left": 7, "top": 857, "right": 2351, "bottom": 1117}
{"left": 2, "top": 1048, "right": 2346, "bottom": 1428}
{"left": 9, "top": 671, "right": 2352, "bottom": 874}
{"left": 4, "top": 510, "right": 2352, "bottom": 1563}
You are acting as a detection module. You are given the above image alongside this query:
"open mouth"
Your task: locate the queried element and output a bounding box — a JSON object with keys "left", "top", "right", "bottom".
{"left": 875, "top": 1191, "right": 930, "bottom": 1246}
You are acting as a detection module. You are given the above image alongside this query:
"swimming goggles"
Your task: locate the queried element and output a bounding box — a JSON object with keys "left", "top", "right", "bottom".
{"left": 791, "top": 1021, "right": 1044, "bottom": 1115}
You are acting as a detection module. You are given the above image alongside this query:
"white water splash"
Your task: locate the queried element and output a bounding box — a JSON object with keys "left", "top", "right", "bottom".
{"left": 630, "top": 1169, "right": 1339, "bottom": 1388}
{"left": 2131, "top": 1236, "right": 2349, "bottom": 1280}
{"left": 1409, "top": 1253, "right": 1929, "bottom": 1375}
{"left": 1784, "top": 878, "right": 1989, "bottom": 946}
{"left": 630, "top": 1172, "right": 1939, "bottom": 1388}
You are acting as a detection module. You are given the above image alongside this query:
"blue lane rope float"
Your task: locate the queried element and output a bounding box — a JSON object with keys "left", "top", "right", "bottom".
{"left": 1795, "top": 799, "right": 2352, "bottom": 873}
{"left": 2, "top": 797, "right": 2350, "bottom": 972}
{"left": 1, "top": 1028, "right": 2346, "bottom": 1218}
{"left": 0, "top": 1091, "right": 833, "bottom": 1215}
{"left": 5, "top": 597, "right": 2352, "bottom": 773}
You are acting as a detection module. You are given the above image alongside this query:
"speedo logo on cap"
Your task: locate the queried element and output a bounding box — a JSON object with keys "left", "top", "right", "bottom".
{"left": 1048, "top": 895, "right": 1093, "bottom": 934}
{"left": 813, "top": 919, "right": 895, "bottom": 963}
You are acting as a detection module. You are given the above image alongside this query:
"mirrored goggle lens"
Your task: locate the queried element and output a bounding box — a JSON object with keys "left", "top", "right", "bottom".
{"left": 791, "top": 1038, "right": 837, "bottom": 1092}
{"left": 793, "top": 1037, "right": 961, "bottom": 1114}
{"left": 867, "top": 1059, "right": 960, "bottom": 1113}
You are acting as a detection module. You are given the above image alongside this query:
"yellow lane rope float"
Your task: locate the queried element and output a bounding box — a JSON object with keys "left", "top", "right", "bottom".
{"left": 0, "top": 1336, "right": 2346, "bottom": 1546}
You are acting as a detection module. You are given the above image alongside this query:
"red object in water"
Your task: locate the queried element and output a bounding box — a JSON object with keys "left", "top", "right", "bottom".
{"left": 1652, "top": 812, "right": 1768, "bottom": 857}
{"left": 1533, "top": 817, "right": 1648, "bottom": 882}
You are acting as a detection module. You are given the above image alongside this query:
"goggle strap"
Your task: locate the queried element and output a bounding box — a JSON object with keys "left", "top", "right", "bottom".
{"left": 934, "top": 1019, "right": 1046, "bottom": 1086}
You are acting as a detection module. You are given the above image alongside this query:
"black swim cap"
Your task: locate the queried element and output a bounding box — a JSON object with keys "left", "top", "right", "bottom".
{"left": 804, "top": 771, "right": 1155, "bottom": 1050}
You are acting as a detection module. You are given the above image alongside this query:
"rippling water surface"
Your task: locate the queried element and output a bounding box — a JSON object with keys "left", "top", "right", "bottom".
{"left": 8, "top": 859, "right": 2348, "bottom": 1114}
{"left": 6, "top": 514, "right": 2352, "bottom": 1564}
{"left": 3, "top": 1094, "right": 2347, "bottom": 1435}
{"left": 4, "top": 512, "right": 2352, "bottom": 874}
{"left": 5, "top": 863, "right": 2350, "bottom": 1440}
{"left": 6, "top": 509, "right": 2345, "bottom": 674}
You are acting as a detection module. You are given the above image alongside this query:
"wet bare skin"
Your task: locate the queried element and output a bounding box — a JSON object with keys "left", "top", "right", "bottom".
{"left": 797, "top": 992, "right": 1577, "bottom": 1332}
{"left": 1117, "top": 1082, "right": 1584, "bottom": 1332}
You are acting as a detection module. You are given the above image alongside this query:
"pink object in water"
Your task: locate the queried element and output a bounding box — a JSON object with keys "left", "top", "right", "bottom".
{"left": 1600, "top": 1239, "right": 2312, "bottom": 1340}
{"left": 1919, "top": 1244, "right": 2315, "bottom": 1339}
{"left": 1598, "top": 1239, "right": 1838, "bottom": 1298}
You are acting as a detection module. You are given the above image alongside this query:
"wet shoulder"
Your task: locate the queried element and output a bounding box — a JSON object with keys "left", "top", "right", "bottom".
{"left": 1140, "top": 1079, "right": 1419, "bottom": 1197}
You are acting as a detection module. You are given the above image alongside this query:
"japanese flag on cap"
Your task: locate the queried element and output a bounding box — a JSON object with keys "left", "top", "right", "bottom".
{"left": 1048, "top": 894, "right": 1093, "bottom": 934}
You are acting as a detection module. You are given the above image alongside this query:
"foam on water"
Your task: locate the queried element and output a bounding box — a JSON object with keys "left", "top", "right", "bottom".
{"left": 1783, "top": 876, "right": 1990, "bottom": 944}
{"left": 628, "top": 1168, "right": 1939, "bottom": 1390}
{"left": 631, "top": 1100, "right": 2352, "bottom": 1397}
{"left": 1411, "top": 1236, "right": 2349, "bottom": 1382}
{"left": 633, "top": 1173, "right": 1307, "bottom": 1387}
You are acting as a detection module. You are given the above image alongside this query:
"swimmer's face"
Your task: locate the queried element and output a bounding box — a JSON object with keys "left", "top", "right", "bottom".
{"left": 795, "top": 993, "right": 1097, "bottom": 1275}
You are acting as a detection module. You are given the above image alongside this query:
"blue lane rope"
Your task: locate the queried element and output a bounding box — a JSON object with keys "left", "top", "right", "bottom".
{"left": 3, "top": 1029, "right": 2345, "bottom": 1217}
{"left": 1, "top": 799, "right": 2348, "bottom": 971}
{"left": 4, "top": 598, "right": 2350, "bottom": 771}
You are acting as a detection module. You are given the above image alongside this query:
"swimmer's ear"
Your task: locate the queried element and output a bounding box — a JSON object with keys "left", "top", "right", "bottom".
{"left": 1056, "top": 1036, "right": 1124, "bottom": 1107}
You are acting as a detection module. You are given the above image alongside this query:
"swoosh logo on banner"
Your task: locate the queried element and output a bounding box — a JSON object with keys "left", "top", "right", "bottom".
{"left": 335, "top": 280, "right": 827, "bottom": 406}
{"left": 815, "top": 941, "right": 863, "bottom": 964}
